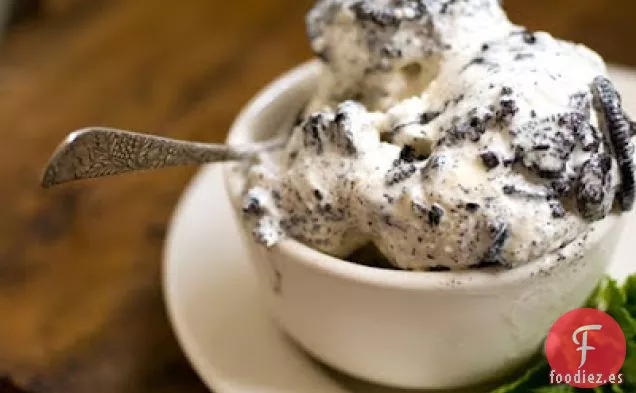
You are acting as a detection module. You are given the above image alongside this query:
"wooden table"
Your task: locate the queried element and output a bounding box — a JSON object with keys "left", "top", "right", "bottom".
{"left": 0, "top": 1, "right": 635, "bottom": 392}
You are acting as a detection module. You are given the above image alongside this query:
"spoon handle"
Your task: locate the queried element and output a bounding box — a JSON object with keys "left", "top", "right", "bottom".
{"left": 41, "top": 127, "right": 283, "bottom": 188}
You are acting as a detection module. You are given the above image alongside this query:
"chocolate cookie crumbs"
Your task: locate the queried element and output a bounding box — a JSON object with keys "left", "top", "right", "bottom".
{"left": 469, "top": 260, "right": 510, "bottom": 269}
{"left": 549, "top": 200, "right": 566, "bottom": 219}
{"left": 575, "top": 123, "right": 601, "bottom": 153}
{"left": 428, "top": 204, "right": 444, "bottom": 225}
{"left": 501, "top": 86, "right": 513, "bottom": 96}
{"left": 428, "top": 265, "right": 451, "bottom": 272}
{"left": 576, "top": 154, "right": 614, "bottom": 220}
{"left": 502, "top": 185, "right": 515, "bottom": 195}
{"left": 466, "top": 202, "right": 481, "bottom": 212}
{"left": 514, "top": 53, "right": 534, "bottom": 61}
{"left": 503, "top": 184, "right": 550, "bottom": 199}
{"left": 512, "top": 113, "right": 581, "bottom": 180}
{"left": 522, "top": 30, "right": 537, "bottom": 44}
{"left": 503, "top": 157, "right": 516, "bottom": 167}
{"left": 399, "top": 145, "right": 418, "bottom": 162}
{"left": 350, "top": 0, "right": 426, "bottom": 27}
{"left": 302, "top": 113, "right": 328, "bottom": 154}
{"left": 479, "top": 222, "right": 511, "bottom": 266}
{"left": 497, "top": 99, "right": 518, "bottom": 122}
{"left": 551, "top": 178, "right": 571, "bottom": 197}
{"left": 440, "top": 0, "right": 458, "bottom": 15}
{"left": 421, "top": 111, "right": 441, "bottom": 125}
{"left": 386, "top": 162, "right": 418, "bottom": 185}
{"left": 242, "top": 196, "right": 264, "bottom": 216}
{"left": 462, "top": 56, "right": 489, "bottom": 72}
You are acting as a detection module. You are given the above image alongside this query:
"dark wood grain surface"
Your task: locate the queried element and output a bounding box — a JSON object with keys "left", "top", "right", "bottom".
{"left": 0, "top": 1, "right": 635, "bottom": 392}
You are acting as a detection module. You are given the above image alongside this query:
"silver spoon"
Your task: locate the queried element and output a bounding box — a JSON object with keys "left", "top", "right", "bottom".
{"left": 41, "top": 127, "right": 286, "bottom": 188}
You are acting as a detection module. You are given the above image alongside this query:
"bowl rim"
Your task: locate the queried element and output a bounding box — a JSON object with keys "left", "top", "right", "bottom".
{"left": 222, "top": 59, "right": 620, "bottom": 292}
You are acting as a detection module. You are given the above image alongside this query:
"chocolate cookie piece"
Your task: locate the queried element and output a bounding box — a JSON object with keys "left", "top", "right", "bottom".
{"left": 592, "top": 76, "right": 635, "bottom": 211}
{"left": 301, "top": 112, "right": 330, "bottom": 154}
{"left": 561, "top": 112, "right": 601, "bottom": 153}
{"left": 549, "top": 200, "right": 566, "bottom": 219}
{"left": 427, "top": 265, "right": 451, "bottom": 272}
{"left": 480, "top": 151, "right": 500, "bottom": 170}
{"left": 511, "top": 113, "right": 578, "bottom": 181}
{"left": 420, "top": 110, "right": 441, "bottom": 125}
{"left": 242, "top": 195, "right": 264, "bottom": 216}
{"left": 384, "top": 145, "right": 425, "bottom": 186}
{"left": 551, "top": 177, "right": 573, "bottom": 197}
{"left": 472, "top": 222, "right": 510, "bottom": 268}
{"left": 502, "top": 183, "right": 551, "bottom": 199}
{"left": 438, "top": 108, "right": 494, "bottom": 146}
{"left": 428, "top": 203, "right": 445, "bottom": 226}
{"left": 385, "top": 162, "right": 417, "bottom": 185}
{"left": 576, "top": 153, "right": 614, "bottom": 221}
{"left": 521, "top": 30, "right": 537, "bottom": 45}
{"left": 496, "top": 98, "right": 519, "bottom": 123}
{"left": 300, "top": 101, "right": 372, "bottom": 157}
{"left": 575, "top": 123, "right": 601, "bottom": 153}
{"left": 332, "top": 101, "right": 363, "bottom": 155}
{"left": 350, "top": 0, "right": 427, "bottom": 27}
{"left": 569, "top": 91, "right": 592, "bottom": 113}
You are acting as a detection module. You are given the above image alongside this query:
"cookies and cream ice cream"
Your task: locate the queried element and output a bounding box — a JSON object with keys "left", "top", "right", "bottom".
{"left": 239, "top": 0, "right": 636, "bottom": 271}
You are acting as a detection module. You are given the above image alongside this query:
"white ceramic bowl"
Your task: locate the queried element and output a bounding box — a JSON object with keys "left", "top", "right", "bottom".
{"left": 223, "top": 60, "right": 627, "bottom": 390}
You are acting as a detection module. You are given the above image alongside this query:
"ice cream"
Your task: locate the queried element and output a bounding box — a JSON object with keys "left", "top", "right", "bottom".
{"left": 239, "top": 0, "right": 636, "bottom": 271}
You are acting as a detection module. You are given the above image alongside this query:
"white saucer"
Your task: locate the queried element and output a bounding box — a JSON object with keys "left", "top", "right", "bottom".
{"left": 163, "top": 66, "right": 636, "bottom": 393}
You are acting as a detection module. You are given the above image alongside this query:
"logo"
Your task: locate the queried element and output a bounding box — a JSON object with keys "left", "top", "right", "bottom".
{"left": 546, "top": 308, "right": 626, "bottom": 388}
{"left": 572, "top": 324, "right": 602, "bottom": 368}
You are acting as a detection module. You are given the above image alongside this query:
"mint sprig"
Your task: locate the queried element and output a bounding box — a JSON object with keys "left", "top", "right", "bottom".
{"left": 490, "top": 275, "right": 636, "bottom": 392}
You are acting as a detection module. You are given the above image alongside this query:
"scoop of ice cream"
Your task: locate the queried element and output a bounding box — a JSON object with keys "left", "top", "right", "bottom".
{"left": 243, "top": 101, "right": 385, "bottom": 256}
{"left": 305, "top": 0, "right": 510, "bottom": 112}
{"left": 240, "top": 0, "right": 634, "bottom": 271}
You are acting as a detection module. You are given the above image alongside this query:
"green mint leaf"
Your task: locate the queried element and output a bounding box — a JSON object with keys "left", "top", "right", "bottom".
{"left": 604, "top": 276, "right": 636, "bottom": 388}
{"left": 605, "top": 305, "right": 636, "bottom": 340}
{"left": 610, "top": 383, "right": 626, "bottom": 393}
{"left": 623, "top": 275, "right": 636, "bottom": 316}
{"left": 620, "top": 340, "right": 636, "bottom": 387}
{"left": 605, "top": 278, "right": 627, "bottom": 311}
{"left": 585, "top": 277, "right": 607, "bottom": 309}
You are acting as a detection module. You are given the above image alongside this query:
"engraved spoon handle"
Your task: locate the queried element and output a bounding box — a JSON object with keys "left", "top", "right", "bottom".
{"left": 41, "top": 127, "right": 284, "bottom": 188}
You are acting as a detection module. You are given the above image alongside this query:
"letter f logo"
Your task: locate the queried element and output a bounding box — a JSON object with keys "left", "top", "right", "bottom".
{"left": 546, "top": 309, "right": 625, "bottom": 388}
{"left": 572, "top": 325, "right": 602, "bottom": 368}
